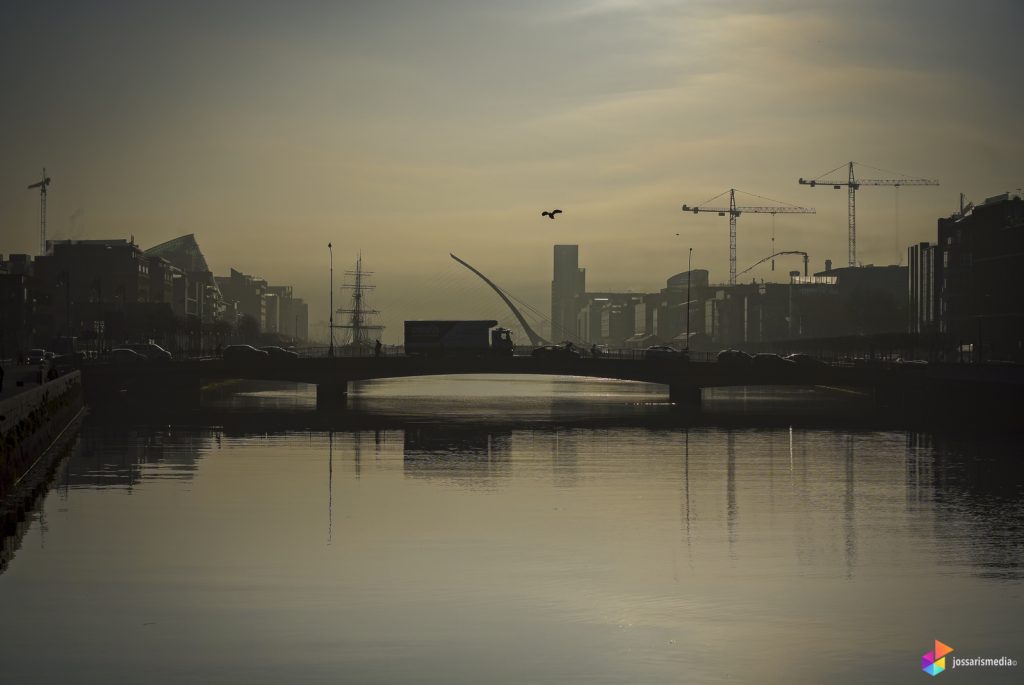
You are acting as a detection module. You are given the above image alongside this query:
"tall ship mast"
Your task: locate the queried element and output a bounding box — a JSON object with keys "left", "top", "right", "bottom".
{"left": 335, "top": 252, "right": 384, "bottom": 349}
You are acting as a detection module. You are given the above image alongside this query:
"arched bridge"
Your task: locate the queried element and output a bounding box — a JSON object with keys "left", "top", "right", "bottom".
{"left": 78, "top": 355, "right": 980, "bottom": 410}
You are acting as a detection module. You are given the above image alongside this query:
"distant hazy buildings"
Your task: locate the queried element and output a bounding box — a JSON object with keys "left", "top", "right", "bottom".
{"left": 265, "top": 291, "right": 280, "bottom": 334}
{"left": 574, "top": 271, "right": 710, "bottom": 349}
{"left": 551, "top": 245, "right": 585, "bottom": 342}
{"left": 267, "top": 285, "right": 308, "bottom": 341}
{"left": 552, "top": 244, "right": 912, "bottom": 352}
{"left": 216, "top": 268, "right": 268, "bottom": 330}
{"left": 213, "top": 269, "right": 310, "bottom": 343}
{"left": 0, "top": 233, "right": 310, "bottom": 356}
{"left": 145, "top": 234, "right": 224, "bottom": 324}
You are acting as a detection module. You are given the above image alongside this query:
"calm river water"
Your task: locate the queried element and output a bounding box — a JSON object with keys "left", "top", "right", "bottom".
{"left": 1, "top": 376, "right": 1021, "bottom": 684}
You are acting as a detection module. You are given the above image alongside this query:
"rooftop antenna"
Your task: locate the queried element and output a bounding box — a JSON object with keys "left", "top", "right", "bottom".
{"left": 27, "top": 168, "right": 51, "bottom": 254}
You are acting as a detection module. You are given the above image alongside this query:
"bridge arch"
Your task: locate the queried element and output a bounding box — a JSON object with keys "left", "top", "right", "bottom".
{"left": 449, "top": 253, "right": 550, "bottom": 347}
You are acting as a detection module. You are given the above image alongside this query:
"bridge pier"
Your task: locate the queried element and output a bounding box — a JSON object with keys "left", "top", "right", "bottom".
{"left": 316, "top": 381, "right": 349, "bottom": 410}
{"left": 669, "top": 383, "right": 701, "bottom": 410}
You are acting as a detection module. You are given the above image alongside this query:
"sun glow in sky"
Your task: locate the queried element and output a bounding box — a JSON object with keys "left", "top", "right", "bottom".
{"left": 2, "top": 0, "right": 1021, "bottom": 340}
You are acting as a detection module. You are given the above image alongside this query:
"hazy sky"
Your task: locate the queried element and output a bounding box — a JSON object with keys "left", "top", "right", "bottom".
{"left": 2, "top": 0, "right": 1021, "bottom": 341}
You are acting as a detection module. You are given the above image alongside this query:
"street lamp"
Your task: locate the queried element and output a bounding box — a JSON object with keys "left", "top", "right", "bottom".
{"left": 328, "top": 242, "right": 335, "bottom": 358}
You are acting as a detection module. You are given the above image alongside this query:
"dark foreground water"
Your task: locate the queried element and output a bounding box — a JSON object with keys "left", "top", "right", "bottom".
{"left": 1, "top": 377, "right": 1022, "bottom": 684}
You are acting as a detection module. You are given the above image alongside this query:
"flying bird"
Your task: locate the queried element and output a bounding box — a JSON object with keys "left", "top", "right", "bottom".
{"left": 541, "top": 209, "right": 563, "bottom": 219}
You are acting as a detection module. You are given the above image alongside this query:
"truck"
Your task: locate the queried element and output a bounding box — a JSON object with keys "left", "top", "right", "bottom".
{"left": 404, "top": 320, "right": 513, "bottom": 357}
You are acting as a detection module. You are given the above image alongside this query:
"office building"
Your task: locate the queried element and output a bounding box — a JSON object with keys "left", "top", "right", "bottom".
{"left": 216, "top": 268, "right": 268, "bottom": 331}
{"left": 551, "top": 245, "right": 585, "bottom": 342}
{"left": 937, "top": 191, "right": 1024, "bottom": 360}
{"left": 908, "top": 242, "right": 938, "bottom": 335}
{"left": 146, "top": 234, "right": 224, "bottom": 324}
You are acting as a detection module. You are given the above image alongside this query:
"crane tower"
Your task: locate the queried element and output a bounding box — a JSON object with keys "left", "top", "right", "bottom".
{"left": 681, "top": 188, "right": 815, "bottom": 285}
{"left": 798, "top": 161, "right": 938, "bottom": 267}
{"left": 27, "top": 168, "right": 51, "bottom": 254}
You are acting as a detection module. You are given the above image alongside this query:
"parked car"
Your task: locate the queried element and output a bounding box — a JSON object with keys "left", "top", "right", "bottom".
{"left": 259, "top": 346, "right": 299, "bottom": 360}
{"left": 223, "top": 344, "right": 270, "bottom": 363}
{"left": 126, "top": 342, "right": 172, "bottom": 362}
{"left": 644, "top": 345, "right": 686, "bottom": 361}
{"left": 753, "top": 352, "right": 796, "bottom": 370}
{"left": 716, "top": 349, "right": 753, "bottom": 366}
{"left": 532, "top": 344, "right": 581, "bottom": 360}
{"left": 27, "top": 348, "right": 47, "bottom": 365}
{"left": 109, "top": 348, "right": 147, "bottom": 365}
{"left": 784, "top": 353, "right": 827, "bottom": 368}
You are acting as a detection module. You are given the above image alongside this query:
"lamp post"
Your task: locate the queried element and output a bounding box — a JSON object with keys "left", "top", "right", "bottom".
{"left": 328, "top": 242, "right": 335, "bottom": 358}
{"left": 686, "top": 248, "right": 693, "bottom": 352}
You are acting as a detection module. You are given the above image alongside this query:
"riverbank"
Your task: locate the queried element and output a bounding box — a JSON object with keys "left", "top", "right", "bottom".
{"left": 0, "top": 372, "right": 84, "bottom": 540}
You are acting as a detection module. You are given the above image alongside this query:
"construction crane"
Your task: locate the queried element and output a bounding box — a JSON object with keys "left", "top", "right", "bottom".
{"left": 736, "top": 250, "right": 809, "bottom": 279}
{"left": 798, "top": 161, "right": 938, "bottom": 268}
{"left": 27, "top": 168, "right": 51, "bottom": 254}
{"left": 681, "top": 188, "right": 815, "bottom": 286}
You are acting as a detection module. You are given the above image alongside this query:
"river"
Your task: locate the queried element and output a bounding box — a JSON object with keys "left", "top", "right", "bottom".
{"left": 1, "top": 376, "right": 1021, "bottom": 684}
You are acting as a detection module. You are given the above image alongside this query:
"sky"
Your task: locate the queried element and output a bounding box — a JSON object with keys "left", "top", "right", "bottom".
{"left": 1, "top": 0, "right": 1021, "bottom": 342}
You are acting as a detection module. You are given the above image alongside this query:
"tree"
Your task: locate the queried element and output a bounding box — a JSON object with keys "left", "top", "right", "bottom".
{"left": 237, "top": 314, "right": 260, "bottom": 343}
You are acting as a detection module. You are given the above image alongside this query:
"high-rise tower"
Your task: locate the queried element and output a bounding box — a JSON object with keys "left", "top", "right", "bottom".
{"left": 551, "top": 245, "right": 585, "bottom": 342}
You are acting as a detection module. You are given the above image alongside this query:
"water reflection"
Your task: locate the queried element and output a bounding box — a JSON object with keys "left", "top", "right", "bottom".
{"left": 30, "top": 390, "right": 1024, "bottom": 585}
{"left": 1, "top": 379, "right": 1021, "bottom": 684}
{"left": 844, "top": 435, "right": 856, "bottom": 579}
{"left": 69, "top": 424, "right": 206, "bottom": 488}
{"left": 327, "top": 430, "right": 333, "bottom": 544}
{"left": 726, "top": 430, "right": 737, "bottom": 558}
{"left": 403, "top": 427, "right": 512, "bottom": 488}
{"left": 681, "top": 428, "right": 692, "bottom": 567}
{"left": 920, "top": 433, "right": 1024, "bottom": 580}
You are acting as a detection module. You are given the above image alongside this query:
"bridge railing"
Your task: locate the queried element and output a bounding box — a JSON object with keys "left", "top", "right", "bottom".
{"left": 295, "top": 345, "right": 406, "bottom": 358}
{"left": 513, "top": 346, "right": 718, "bottom": 362}
{"left": 292, "top": 345, "right": 721, "bottom": 362}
